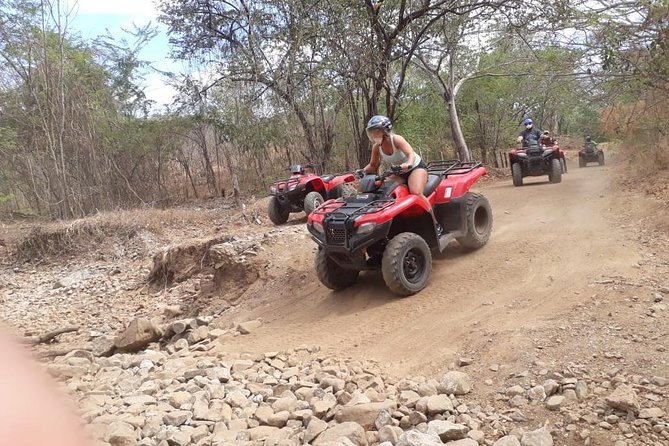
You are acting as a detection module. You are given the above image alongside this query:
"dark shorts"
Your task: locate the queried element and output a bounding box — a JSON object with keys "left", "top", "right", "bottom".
{"left": 396, "top": 161, "right": 428, "bottom": 180}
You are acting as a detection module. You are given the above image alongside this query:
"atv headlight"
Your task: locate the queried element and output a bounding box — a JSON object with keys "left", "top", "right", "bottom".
{"left": 357, "top": 222, "right": 376, "bottom": 235}
{"left": 543, "top": 149, "right": 554, "bottom": 156}
{"left": 517, "top": 153, "right": 527, "bottom": 158}
{"left": 312, "top": 221, "right": 324, "bottom": 234}
{"left": 289, "top": 184, "right": 298, "bottom": 191}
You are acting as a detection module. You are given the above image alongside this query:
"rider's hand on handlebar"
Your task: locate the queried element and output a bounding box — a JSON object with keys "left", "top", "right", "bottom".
{"left": 355, "top": 169, "right": 366, "bottom": 179}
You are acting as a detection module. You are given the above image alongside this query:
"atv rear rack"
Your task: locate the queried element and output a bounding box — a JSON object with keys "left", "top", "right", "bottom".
{"left": 271, "top": 177, "right": 300, "bottom": 193}
{"left": 427, "top": 159, "right": 483, "bottom": 177}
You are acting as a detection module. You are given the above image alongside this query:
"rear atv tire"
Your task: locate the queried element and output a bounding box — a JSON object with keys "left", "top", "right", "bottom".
{"left": 511, "top": 163, "right": 523, "bottom": 187}
{"left": 268, "top": 196, "right": 290, "bottom": 225}
{"left": 549, "top": 158, "right": 562, "bottom": 183}
{"left": 456, "top": 193, "right": 493, "bottom": 250}
{"left": 579, "top": 157, "right": 586, "bottom": 168}
{"left": 304, "top": 191, "right": 324, "bottom": 216}
{"left": 382, "top": 232, "right": 432, "bottom": 296}
{"left": 598, "top": 153, "right": 605, "bottom": 166}
{"left": 315, "top": 249, "right": 359, "bottom": 291}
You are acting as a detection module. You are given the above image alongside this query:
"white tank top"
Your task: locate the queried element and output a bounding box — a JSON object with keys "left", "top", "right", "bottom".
{"left": 378, "top": 135, "right": 421, "bottom": 167}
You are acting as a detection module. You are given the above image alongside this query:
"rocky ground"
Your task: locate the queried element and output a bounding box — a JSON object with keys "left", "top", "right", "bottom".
{"left": 1, "top": 156, "right": 668, "bottom": 446}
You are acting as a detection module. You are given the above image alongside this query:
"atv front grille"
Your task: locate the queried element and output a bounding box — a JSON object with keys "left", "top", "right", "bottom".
{"left": 326, "top": 226, "right": 347, "bottom": 245}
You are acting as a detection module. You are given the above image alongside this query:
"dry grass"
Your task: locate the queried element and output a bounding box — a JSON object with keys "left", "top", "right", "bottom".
{"left": 8, "top": 205, "right": 242, "bottom": 261}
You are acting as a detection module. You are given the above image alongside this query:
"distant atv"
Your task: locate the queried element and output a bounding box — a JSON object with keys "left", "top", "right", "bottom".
{"left": 307, "top": 161, "right": 492, "bottom": 296}
{"left": 578, "top": 143, "right": 605, "bottom": 167}
{"left": 268, "top": 164, "right": 356, "bottom": 225}
{"left": 509, "top": 142, "right": 566, "bottom": 187}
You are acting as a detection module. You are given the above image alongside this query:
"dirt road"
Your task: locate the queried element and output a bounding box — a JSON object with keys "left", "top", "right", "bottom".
{"left": 216, "top": 160, "right": 658, "bottom": 377}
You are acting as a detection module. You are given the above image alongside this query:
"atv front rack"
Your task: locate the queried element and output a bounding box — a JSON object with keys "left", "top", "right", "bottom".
{"left": 313, "top": 197, "right": 395, "bottom": 219}
{"left": 427, "top": 159, "right": 483, "bottom": 177}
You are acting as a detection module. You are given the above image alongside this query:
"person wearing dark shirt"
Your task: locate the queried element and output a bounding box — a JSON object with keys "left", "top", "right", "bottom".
{"left": 516, "top": 118, "right": 542, "bottom": 147}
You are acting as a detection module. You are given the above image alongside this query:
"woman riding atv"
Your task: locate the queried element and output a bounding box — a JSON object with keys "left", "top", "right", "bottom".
{"left": 357, "top": 115, "right": 430, "bottom": 209}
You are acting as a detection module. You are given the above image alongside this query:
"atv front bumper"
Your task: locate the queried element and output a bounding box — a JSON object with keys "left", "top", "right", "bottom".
{"left": 308, "top": 220, "right": 392, "bottom": 258}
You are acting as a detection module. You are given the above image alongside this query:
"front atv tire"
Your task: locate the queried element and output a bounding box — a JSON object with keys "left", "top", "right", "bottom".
{"left": 304, "top": 191, "right": 324, "bottom": 216}
{"left": 268, "top": 196, "right": 290, "bottom": 225}
{"left": 598, "top": 153, "right": 605, "bottom": 166}
{"left": 511, "top": 163, "right": 523, "bottom": 187}
{"left": 579, "top": 157, "right": 586, "bottom": 168}
{"left": 382, "top": 233, "right": 432, "bottom": 296}
{"left": 549, "top": 158, "right": 562, "bottom": 183}
{"left": 315, "top": 249, "right": 359, "bottom": 291}
{"left": 561, "top": 158, "right": 568, "bottom": 174}
{"left": 456, "top": 193, "right": 493, "bottom": 250}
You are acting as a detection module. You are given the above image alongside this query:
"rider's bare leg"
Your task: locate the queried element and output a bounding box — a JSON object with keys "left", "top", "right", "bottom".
{"left": 408, "top": 168, "right": 430, "bottom": 209}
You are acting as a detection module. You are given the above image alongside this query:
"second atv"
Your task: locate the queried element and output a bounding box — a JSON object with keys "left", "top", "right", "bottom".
{"left": 578, "top": 142, "right": 605, "bottom": 167}
{"left": 307, "top": 160, "right": 493, "bottom": 296}
{"left": 509, "top": 142, "right": 566, "bottom": 186}
{"left": 268, "top": 164, "right": 356, "bottom": 225}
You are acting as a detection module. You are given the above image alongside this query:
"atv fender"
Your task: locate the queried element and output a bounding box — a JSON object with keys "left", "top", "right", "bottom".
{"left": 327, "top": 173, "right": 356, "bottom": 188}
{"left": 434, "top": 167, "right": 487, "bottom": 203}
{"left": 304, "top": 176, "right": 326, "bottom": 193}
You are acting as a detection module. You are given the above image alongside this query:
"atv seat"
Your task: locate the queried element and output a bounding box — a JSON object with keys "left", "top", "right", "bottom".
{"left": 321, "top": 175, "right": 335, "bottom": 183}
{"left": 424, "top": 174, "right": 441, "bottom": 196}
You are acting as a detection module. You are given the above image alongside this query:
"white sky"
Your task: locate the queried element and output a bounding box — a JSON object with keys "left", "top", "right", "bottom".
{"left": 67, "top": 0, "right": 179, "bottom": 108}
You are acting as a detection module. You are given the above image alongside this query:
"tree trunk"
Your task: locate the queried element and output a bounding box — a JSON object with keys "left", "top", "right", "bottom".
{"left": 446, "top": 95, "right": 470, "bottom": 161}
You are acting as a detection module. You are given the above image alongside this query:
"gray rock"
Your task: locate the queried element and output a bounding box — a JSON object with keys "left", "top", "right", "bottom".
{"left": 313, "top": 422, "right": 368, "bottom": 446}
{"left": 542, "top": 380, "right": 559, "bottom": 396}
{"left": 445, "top": 440, "right": 478, "bottom": 446}
{"left": 520, "top": 427, "right": 553, "bottom": 446}
{"left": 438, "top": 371, "right": 472, "bottom": 395}
{"left": 427, "top": 420, "right": 469, "bottom": 441}
{"left": 335, "top": 401, "right": 397, "bottom": 430}
{"left": 493, "top": 436, "right": 521, "bottom": 446}
{"left": 107, "top": 422, "right": 137, "bottom": 446}
{"left": 187, "top": 326, "right": 209, "bottom": 344}
{"left": 305, "top": 418, "right": 328, "bottom": 444}
{"left": 397, "top": 430, "right": 442, "bottom": 446}
{"left": 425, "top": 395, "right": 455, "bottom": 414}
{"left": 400, "top": 390, "right": 421, "bottom": 406}
{"left": 409, "top": 411, "right": 428, "bottom": 425}
{"left": 468, "top": 429, "right": 485, "bottom": 444}
{"left": 376, "top": 409, "right": 395, "bottom": 430}
{"left": 639, "top": 408, "right": 665, "bottom": 419}
{"left": 575, "top": 381, "right": 589, "bottom": 400}
{"left": 168, "top": 392, "right": 193, "bottom": 409}
{"left": 378, "top": 426, "right": 403, "bottom": 445}
{"left": 546, "top": 395, "right": 565, "bottom": 411}
{"left": 527, "top": 386, "right": 546, "bottom": 402}
{"left": 163, "top": 411, "right": 191, "bottom": 426}
{"left": 92, "top": 336, "right": 116, "bottom": 357}
{"left": 651, "top": 376, "right": 668, "bottom": 387}
{"left": 165, "top": 428, "right": 191, "bottom": 446}
{"left": 506, "top": 385, "right": 525, "bottom": 397}
{"left": 605, "top": 385, "right": 640, "bottom": 412}
{"left": 237, "top": 319, "right": 262, "bottom": 334}
{"left": 114, "top": 318, "right": 162, "bottom": 352}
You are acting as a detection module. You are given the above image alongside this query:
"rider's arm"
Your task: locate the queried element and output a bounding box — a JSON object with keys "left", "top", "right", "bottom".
{"left": 362, "top": 145, "right": 381, "bottom": 174}
{"left": 392, "top": 135, "right": 416, "bottom": 170}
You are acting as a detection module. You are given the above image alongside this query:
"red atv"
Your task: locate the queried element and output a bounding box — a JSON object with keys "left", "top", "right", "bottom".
{"left": 307, "top": 160, "right": 493, "bottom": 296}
{"left": 509, "top": 141, "right": 567, "bottom": 187}
{"left": 268, "top": 163, "right": 356, "bottom": 225}
{"left": 578, "top": 143, "right": 605, "bottom": 167}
